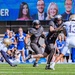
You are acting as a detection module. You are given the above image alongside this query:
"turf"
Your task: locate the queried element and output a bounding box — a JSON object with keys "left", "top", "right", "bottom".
{"left": 0, "top": 63, "right": 75, "bottom": 75}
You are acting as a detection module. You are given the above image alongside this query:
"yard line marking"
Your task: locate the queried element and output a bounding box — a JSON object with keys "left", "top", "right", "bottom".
{"left": 0, "top": 72, "right": 75, "bottom": 74}
{"left": 0, "top": 67, "right": 74, "bottom": 69}
{"left": 0, "top": 67, "right": 75, "bottom": 69}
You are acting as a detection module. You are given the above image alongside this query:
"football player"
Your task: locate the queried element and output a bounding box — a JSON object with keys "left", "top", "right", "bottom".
{"left": 50, "top": 14, "right": 75, "bottom": 70}
{"left": 0, "top": 38, "right": 20, "bottom": 67}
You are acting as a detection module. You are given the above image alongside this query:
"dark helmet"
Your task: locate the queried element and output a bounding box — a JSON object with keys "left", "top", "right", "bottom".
{"left": 54, "top": 15, "right": 63, "bottom": 23}
{"left": 32, "top": 20, "right": 40, "bottom": 27}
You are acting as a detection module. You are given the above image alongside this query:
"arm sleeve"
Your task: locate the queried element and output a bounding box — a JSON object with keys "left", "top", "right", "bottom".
{"left": 29, "top": 27, "right": 44, "bottom": 37}
{"left": 49, "top": 20, "right": 55, "bottom": 27}
{"left": 29, "top": 28, "right": 38, "bottom": 35}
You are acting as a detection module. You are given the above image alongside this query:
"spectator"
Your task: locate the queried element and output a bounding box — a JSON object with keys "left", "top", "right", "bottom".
{"left": 32, "top": 0, "right": 47, "bottom": 20}
{"left": 55, "top": 34, "right": 66, "bottom": 63}
{"left": 4, "top": 28, "right": 10, "bottom": 39}
{"left": 15, "top": 27, "right": 27, "bottom": 62}
{"left": 61, "top": 0, "right": 73, "bottom": 21}
{"left": 7, "top": 31, "right": 17, "bottom": 56}
{"left": 46, "top": 2, "right": 58, "bottom": 20}
{"left": 17, "top": 2, "right": 32, "bottom": 20}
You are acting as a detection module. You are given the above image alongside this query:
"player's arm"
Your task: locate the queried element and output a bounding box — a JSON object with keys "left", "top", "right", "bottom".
{"left": 49, "top": 21, "right": 60, "bottom": 33}
{"left": 41, "top": 44, "right": 46, "bottom": 48}
{"left": 53, "top": 25, "right": 63, "bottom": 32}
{"left": 50, "top": 25, "right": 55, "bottom": 32}
{"left": 25, "top": 34, "right": 31, "bottom": 45}
{"left": 40, "top": 31, "right": 46, "bottom": 39}
{"left": 49, "top": 21, "right": 56, "bottom": 32}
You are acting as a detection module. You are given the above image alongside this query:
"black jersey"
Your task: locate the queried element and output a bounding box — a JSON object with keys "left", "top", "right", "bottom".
{"left": 45, "top": 21, "right": 65, "bottom": 44}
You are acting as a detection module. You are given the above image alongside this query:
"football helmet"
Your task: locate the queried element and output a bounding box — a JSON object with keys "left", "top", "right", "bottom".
{"left": 54, "top": 15, "right": 63, "bottom": 25}
{"left": 69, "top": 14, "right": 75, "bottom": 21}
{"left": 54, "top": 15, "right": 62, "bottom": 22}
{"left": 32, "top": 20, "right": 40, "bottom": 27}
{"left": 3, "top": 38, "right": 12, "bottom": 46}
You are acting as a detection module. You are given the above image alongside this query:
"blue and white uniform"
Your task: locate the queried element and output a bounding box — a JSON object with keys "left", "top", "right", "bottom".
{"left": 56, "top": 40, "right": 65, "bottom": 54}
{"left": 3, "top": 32, "right": 9, "bottom": 39}
{"left": 62, "top": 21, "right": 75, "bottom": 55}
{"left": 16, "top": 33, "right": 26, "bottom": 51}
{"left": 0, "top": 42, "right": 7, "bottom": 52}
{"left": 0, "top": 42, "right": 20, "bottom": 66}
{"left": 8, "top": 36, "right": 15, "bottom": 50}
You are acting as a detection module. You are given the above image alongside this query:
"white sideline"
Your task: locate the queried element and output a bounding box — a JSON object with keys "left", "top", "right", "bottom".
{"left": 0, "top": 72, "right": 75, "bottom": 74}
{"left": 0, "top": 67, "right": 74, "bottom": 69}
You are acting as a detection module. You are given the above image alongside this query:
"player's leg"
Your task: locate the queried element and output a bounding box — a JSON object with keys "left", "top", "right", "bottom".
{"left": 0, "top": 52, "right": 4, "bottom": 62}
{"left": 25, "top": 43, "right": 48, "bottom": 61}
{"left": 50, "top": 37, "right": 71, "bottom": 70}
{"left": 25, "top": 54, "right": 44, "bottom": 60}
{"left": 1, "top": 50, "right": 17, "bottom": 67}
{"left": 45, "top": 44, "right": 55, "bottom": 70}
{"left": 30, "top": 43, "right": 43, "bottom": 67}
{"left": 0, "top": 57, "right": 4, "bottom": 62}
{"left": 20, "top": 50, "right": 25, "bottom": 62}
{"left": 50, "top": 45, "right": 69, "bottom": 70}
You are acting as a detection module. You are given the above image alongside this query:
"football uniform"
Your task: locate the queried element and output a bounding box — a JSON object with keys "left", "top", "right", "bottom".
{"left": 62, "top": 21, "right": 75, "bottom": 55}
{"left": 0, "top": 42, "right": 20, "bottom": 66}
{"left": 29, "top": 26, "right": 44, "bottom": 54}
{"left": 0, "top": 42, "right": 7, "bottom": 52}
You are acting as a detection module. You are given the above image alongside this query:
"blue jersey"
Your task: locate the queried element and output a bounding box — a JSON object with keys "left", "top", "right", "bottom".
{"left": 15, "top": 33, "right": 26, "bottom": 39}
{"left": 3, "top": 32, "right": 9, "bottom": 39}
{"left": 56, "top": 40, "right": 65, "bottom": 53}
{"left": 16, "top": 33, "right": 26, "bottom": 50}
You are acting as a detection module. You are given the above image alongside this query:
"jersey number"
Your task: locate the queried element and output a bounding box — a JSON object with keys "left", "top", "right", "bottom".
{"left": 69, "top": 24, "right": 75, "bottom": 33}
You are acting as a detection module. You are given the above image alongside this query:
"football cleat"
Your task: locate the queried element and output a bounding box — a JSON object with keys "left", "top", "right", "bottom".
{"left": 0, "top": 57, "right": 4, "bottom": 62}
{"left": 11, "top": 64, "right": 17, "bottom": 67}
{"left": 45, "top": 65, "right": 50, "bottom": 70}
{"left": 25, "top": 54, "right": 32, "bottom": 61}
{"left": 50, "top": 65, "right": 55, "bottom": 70}
{"left": 33, "top": 62, "right": 38, "bottom": 67}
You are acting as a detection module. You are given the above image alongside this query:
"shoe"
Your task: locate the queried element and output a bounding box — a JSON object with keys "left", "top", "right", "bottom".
{"left": 11, "top": 64, "right": 17, "bottom": 67}
{"left": 50, "top": 65, "right": 55, "bottom": 70}
{"left": 25, "top": 54, "right": 31, "bottom": 61}
{"left": 33, "top": 62, "right": 38, "bottom": 67}
{"left": 45, "top": 65, "right": 50, "bottom": 70}
{"left": 0, "top": 57, "right": 4, "bottom": 62}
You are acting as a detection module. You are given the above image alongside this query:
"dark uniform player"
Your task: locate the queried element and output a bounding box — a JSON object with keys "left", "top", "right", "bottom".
{"left": 25, "top": 20, "right": 45, "bottom": 67}
{"left": 45, "top": 15, "right": 66, "bottom": 69}
{"left": 25, "top": 15, "right": 66, "bottom": 69}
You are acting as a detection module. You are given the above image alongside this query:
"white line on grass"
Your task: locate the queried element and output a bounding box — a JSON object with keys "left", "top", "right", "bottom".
{"left": 0, "top": 67, "right": 74, "bottom": 69}
{"left": 0, "top": 72, "right": 75, "bottom": 74}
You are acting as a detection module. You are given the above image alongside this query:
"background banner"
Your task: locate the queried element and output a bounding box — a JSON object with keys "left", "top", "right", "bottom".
{"left": 0, "top": 0, "right": 74, "bottom": 21}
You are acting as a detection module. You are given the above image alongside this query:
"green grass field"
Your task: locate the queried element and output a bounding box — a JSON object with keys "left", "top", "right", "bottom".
{"left": 0, "top": 63, "right": 75, "bottom": 75}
